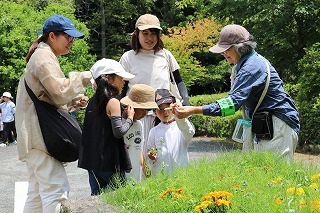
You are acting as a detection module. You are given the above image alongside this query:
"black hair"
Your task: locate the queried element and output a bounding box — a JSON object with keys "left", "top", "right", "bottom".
{"left": 94, "top": 74, "right": 119, "bottom": 113}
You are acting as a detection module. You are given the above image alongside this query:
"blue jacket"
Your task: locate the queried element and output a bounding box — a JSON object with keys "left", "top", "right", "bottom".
{"left": 202, "top": 52, "right": 300, "bottom": 134}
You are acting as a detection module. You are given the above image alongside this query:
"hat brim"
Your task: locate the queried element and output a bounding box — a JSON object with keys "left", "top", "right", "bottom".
{"left": 116, "top": 72, "right": 135, "bottom": 81}
{"left": 138, "top": 25, "right": 162, "bottom": 31}
{"left": 209, "top": 44, "right": 233, "bottom": 53}
{"left": 120, "top": 96, "right": 158, "bottom": 109}
{"left": 64, "top": 29, "right": 85, "bottom": 38}
{"left": 156, "top": 97, "right": 174, "bottom": 106}
{"left": 2, "top": 96, "right": 13, "bottom": 99}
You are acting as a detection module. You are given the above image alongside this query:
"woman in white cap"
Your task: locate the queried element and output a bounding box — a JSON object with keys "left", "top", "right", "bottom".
{"left": 119, "top": 14, "right": 190, "bottom": 149}
{"left": 78, "top": 58, "right": 136, "bottom": 195}
{"left": 173, "top": 24, "right": 299, "bottom": 161}
{"left": 0, "top": 92, "right": 16, "bottom": 146}
{"left": 15, "top": 14, "right": 92, "bottom": 213}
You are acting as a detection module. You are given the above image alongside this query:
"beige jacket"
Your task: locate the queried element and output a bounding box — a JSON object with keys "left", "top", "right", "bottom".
{"left": 16, "top": 42, "right": 92, "bottom": 161}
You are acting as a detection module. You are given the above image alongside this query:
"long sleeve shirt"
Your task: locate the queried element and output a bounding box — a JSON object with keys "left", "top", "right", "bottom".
{"left": 202, "top": 52, "right": 300, "bottom": 134}
{"left": 143, "top": 117, "right": 195, "bottom": 175}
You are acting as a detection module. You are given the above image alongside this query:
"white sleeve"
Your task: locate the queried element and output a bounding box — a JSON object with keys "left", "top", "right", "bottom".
{"left": 175, "top": 117, "right": 195, "bottom": 142}
{"left": 164, "top": 49, "right": 180, "bottom": 71}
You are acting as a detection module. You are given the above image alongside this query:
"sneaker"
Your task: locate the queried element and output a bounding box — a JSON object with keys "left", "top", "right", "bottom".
{"left": 8, "top": 140, "right": 17, "bottom": 146}
{"left": 0, "top": 143, "right": 6, "bottom": 147}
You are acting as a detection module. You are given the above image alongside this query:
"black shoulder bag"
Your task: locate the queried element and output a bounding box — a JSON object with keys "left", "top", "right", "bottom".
{"left": 25, "top": 80, "right": 82, "bottom": 162}
{"left": 251, "top": 57, "right": 273, "bottom": 140}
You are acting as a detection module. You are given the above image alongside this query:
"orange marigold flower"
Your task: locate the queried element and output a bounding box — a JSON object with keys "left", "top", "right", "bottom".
{"left": 298, "top": 201, "right": 307, "bottom": 207}
{"left": 310, "top": 200, "right": 320, "bottom": 210}
{"left": 215, "top": 199, "right": 231, "bottom": 207}
{"left": 274, "top": 198, "right": 283, "bottom": 204}
{"left": 176, "top": 188, "right": 184, "bottom": 194}
{"left": 201, "top": 200, "right": 212, "bottom": 208}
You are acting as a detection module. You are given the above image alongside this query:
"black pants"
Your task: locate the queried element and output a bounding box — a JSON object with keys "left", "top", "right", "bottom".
{"left": 1, "top": 121, "right": 15, "bottom": 143}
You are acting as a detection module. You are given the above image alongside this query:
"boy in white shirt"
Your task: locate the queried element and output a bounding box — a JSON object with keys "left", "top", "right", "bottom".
{"left": 143, "top": 89, "right": 195, "bottom": 176}
{"left": 120, "top": 84, "right": 158, "bottom": 181}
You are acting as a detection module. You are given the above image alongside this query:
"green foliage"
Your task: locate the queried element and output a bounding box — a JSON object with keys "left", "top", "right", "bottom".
{"left": 189, "top": 93, "right": 241, "bottom": 138}
{"left": 205, "top": 0, "right": 320, "bottom": 84}
{"left": 296, "top": 43, "right": 320, "bottom": 146}
{"left": 162, "top": 18, "right": 231, "bottom": 91}
{"left": 102, "top": 151, "right": 320, "bottom": 212}
{"left": 0, "top": 1, "right": 95, "bottom": 96}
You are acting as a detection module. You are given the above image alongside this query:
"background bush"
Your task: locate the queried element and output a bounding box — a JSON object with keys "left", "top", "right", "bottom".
{"left": 189, "top": 93, "right": 241, "bottom": 138}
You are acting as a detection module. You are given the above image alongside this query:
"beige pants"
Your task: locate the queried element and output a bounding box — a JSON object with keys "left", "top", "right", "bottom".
{"left": 23, "top": 149, "right": 69, "bottom": 213}
{"left": 242, "top": 115, "right": 298, "bottom": 161}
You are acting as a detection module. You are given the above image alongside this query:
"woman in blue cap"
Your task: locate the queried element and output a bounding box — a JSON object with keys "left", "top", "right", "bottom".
{"left": 15, "top": 14, "right": 92, "bottom": 213}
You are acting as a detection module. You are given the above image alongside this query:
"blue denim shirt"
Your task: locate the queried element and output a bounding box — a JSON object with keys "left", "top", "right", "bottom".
{"left": 202, "top": 52, "right": 300, "bottom": 134}
{"left": 0, "top": 101, "right": 16, "bottom": 123}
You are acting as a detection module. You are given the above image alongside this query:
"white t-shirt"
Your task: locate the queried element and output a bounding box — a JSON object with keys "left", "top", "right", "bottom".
{"left": 119, "top": 48, "right": 180, "bottom": 94}
{"left": 124, "top": 120, "right": 144, "bottom": 182}
{"left": 143, "top": 117, "right": 195, "bottom": 176}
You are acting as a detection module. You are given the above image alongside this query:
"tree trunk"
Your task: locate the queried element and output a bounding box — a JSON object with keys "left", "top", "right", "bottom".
{"left": 100, "top": 0, "right": 106, "bottom": 58}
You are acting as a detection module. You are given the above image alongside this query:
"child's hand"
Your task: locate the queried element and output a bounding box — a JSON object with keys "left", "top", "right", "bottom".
{"left": 148, "top": 148, "right": 159, "bottom": 160}
{"left": 126, "top": 104, "right": 135, "bottom": 119}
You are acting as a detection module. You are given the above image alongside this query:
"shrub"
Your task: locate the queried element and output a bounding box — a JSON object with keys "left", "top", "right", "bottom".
{"left": 189, "top": 93, "right": 241, "bottom": 138}
{"left": 296, "top": 43, "right": 320, "bottom": 146}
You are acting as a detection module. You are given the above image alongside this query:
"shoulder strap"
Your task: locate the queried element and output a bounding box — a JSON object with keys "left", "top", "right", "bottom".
{"left": 25, "top": 80, "right": 40, "bottom": 104}
{"left": 253, "top": 56, "right": 271, "bottom": 115}
{"left": 163, "top": 49, "right": 176, "bottom": 84}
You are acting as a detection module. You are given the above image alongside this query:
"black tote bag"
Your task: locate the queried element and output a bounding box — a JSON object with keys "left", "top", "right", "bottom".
{"left": 25, "top": 81, "right": 81, "bottom": 162}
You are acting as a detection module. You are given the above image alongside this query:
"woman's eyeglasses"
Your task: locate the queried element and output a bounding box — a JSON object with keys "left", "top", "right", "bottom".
{"left": 63, "top": 34, "right": 75, "bottom": 43}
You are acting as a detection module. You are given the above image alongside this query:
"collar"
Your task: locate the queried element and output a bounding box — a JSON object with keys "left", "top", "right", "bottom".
{"left": 235, "top": 51, "right": 256, "bottom": 71}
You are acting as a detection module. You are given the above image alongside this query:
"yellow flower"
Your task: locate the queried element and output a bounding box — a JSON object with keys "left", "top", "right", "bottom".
{"left": 287, "top": 187, "right": 305, "bottom": 196}
{"left": 215, "top": 199, "right": 231, "bottom": 207}
{"left": 311, "top": 174, "right": 320, "bottom": 182}
{"left": 201, "top": 200, "right": 212, "bottom": 208}
{"left": 195, "top": 205, "right": 203, "bottom": 211}
{"left": 310, "top": 183, "right": 318, "bottom": 190}
{"left": 310, "top": 200, "right": 320, "bottom": 210}
{"left": 274, "top": 198, "right": 283, "bottom": 204}
{"left": 269, "top": 177, "right": 284, "bottom": 186}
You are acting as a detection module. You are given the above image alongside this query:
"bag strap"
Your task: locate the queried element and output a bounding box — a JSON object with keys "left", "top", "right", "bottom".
{"left": 252, "top": 56, "right": 271, "bottom": 115}
{"left": 163, "top": 49, "right": 177, "bottom": 85}
{"left": 25, "top": 80, "right": 40, "bottom": 104}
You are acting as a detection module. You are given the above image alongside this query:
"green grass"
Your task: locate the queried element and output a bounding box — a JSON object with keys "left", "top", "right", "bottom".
{"left": 100, "top": 151, "right": 320, "bottom": 213}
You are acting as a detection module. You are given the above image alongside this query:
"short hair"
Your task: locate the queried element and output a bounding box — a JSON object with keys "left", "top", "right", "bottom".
{"left": 233, "top": 35, "right": 257, "bottom": 57}
{"left": 130, "top": 28, "right": 164, "bottom": 54}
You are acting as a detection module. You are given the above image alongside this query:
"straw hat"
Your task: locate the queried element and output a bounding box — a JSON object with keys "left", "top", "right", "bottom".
{"left": 120, "top": 84, "right": 158, "bottom": 109}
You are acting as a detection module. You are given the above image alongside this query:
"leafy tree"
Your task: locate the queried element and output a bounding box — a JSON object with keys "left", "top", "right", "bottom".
{"left": 0, "top": 1, "right": 95, "bottom": 96}
{"left": 204, "top": 0, "right": 320, "bottom": 84}
{"left": 296, "top": 43, "right": 320, "bottom": 146}
{"left": 162, "top": 18, "right": 232, "bottom": 94}
{"left": 75, "top": 0, "right": 141, "bottom": 59}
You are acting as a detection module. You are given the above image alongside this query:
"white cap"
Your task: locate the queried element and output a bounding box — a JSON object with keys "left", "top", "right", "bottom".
{"left": 2, "top": 92, "right": 13, "bottom": 99}
{"left": 90, "top": 58, "right": 135, "bottom": 81}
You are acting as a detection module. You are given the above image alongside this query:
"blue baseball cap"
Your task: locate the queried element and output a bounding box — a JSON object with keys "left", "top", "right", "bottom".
{"left": 40, "top": 14, "right": 84, "bottom": 38}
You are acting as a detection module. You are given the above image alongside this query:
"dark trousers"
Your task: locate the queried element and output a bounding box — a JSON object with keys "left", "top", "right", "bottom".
{"left": 88, "top": 170, "right": 126, "bottom": 196}
{"left": 1, "top": 121, "right": 15, "bottom": 143}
